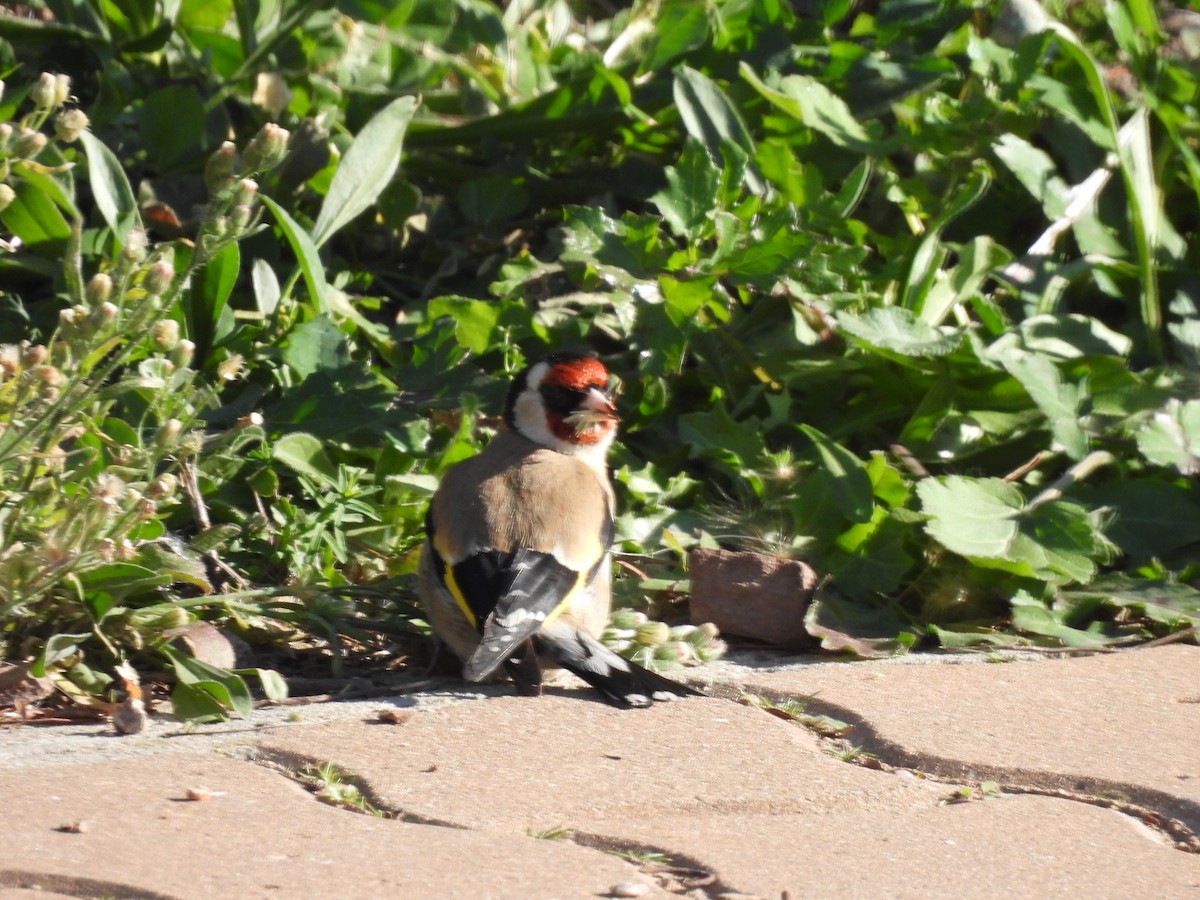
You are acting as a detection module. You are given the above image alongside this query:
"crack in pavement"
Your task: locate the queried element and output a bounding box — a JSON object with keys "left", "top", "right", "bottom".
{"left": 240, "top": 745, "right": 736, "bottom": 897}
{"left": 715, "top": 681, "right": 1200, "bottom": 854}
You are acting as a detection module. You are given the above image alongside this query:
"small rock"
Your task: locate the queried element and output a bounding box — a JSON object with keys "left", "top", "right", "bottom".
{"left": 610, "top": 882, "right": 650, "bottom": 898}
{"left": 689, "top": 548, "right": 817, "bottom": 647}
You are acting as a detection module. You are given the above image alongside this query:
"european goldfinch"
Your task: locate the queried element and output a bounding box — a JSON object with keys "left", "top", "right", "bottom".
{"left": 417, "top": 353, "right": 699, "bottom": 707}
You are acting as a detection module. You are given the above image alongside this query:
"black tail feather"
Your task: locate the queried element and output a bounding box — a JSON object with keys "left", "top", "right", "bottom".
{"left": 535, "top": 630, "right": 702, "bottom": 708}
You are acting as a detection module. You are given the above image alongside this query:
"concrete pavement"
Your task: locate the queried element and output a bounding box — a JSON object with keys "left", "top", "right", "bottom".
{"left": 1, "top": 645, "right": 1197, "bottom": 898}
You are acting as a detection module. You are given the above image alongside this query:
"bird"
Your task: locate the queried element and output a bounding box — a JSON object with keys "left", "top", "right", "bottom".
{"left": 417, "top": 352, "right": 700, "bottom": 707}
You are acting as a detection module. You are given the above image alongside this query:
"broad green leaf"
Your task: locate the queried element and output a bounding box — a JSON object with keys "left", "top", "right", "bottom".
{"left": 170, "top": 682, "right": 229, "bottom": 723}
{"left": 804, "top": 591, "right": 916, "bottom": 658}
{"left": 426, "top": 296, "right": 500, "bottom": 354}
{"left": 272, "top": 432, "right": 338, "bottom": 487}
{"left": 78, "top": 130, "right": 140, "bottom": 240}
{"left": 0, "top": 178, "right": 72, "bottom": 249}
{"left": 678, "top": 404, "right": 764, "bottom": 466}
{"left": 283, "top": 315, "right": 350, "bottom": 379}
{"left": 312, "top": 96, "right": 418, "bottom": 248}
{"left": 993, "top": 133, "right": 1069, "bottom": 217}
{"left": 674, "top": 66, "right": 763, "bottom": 194}
{"left": 243, "top": 667, "right": 289, "bottom": 700}
{"left": 917, "top": 476, "right": 1023, "bottom": 559}
{"left": 1135, "top": 399, "right": 1200, "bottom": 474}
{"left": 33, "top": 633, "right": 92, "bottom": 676}
{"left": 164, "top": 645, "right": 253, "bottom": 720}
{"left": 658, "top": 276, "right": 712, "bottom": 326}
{"left": 137, "top": 85, "right": 206, "bottom": 170}
{"left": 836, "top": 306, "right": 961, "bottom": 357}
{"left": 800, "top": 425, "right": 874, "bottom": 524}
{"left": 638, "top": 0, "right": 709, "bottom": 74}
{"left": 1010, "top": 594, "right": 1114, "bottom": 648}
{"left": 987, "top": 314, "right": 1132, "bottom": 360}
{"left": 1077, "top": 481, "right": 1200, "bottom": 560}
{"left": 1062, "top": 576, "right": 1200, "bottom": 628}
{"left": 457, "top": 174, "right": 528, "bottom": 226}
{"left": 252, "top": 258, "right": 281, "bottom": 316}
{"left": 78, "top": 562, "right": 171, "bottom": 596}
{"left": 740, "top": 64, "right": 879, "bottom": 154}
{"left": 1024, "top": 500, "right": 1110, "bottom": 583}
{"left": 1001, "top": 350, "right": 1088, "bottom": 459}
{"left": 651, "top": 139, "right": 719, "bottom": 239}
{"left": 178, "top": 0, "right": 232, "bottom": 31}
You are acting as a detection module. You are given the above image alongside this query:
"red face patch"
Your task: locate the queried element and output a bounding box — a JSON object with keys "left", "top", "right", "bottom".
{"left": 546, "top": 409, "right": 617, "bottom": 445}
{"left": 543, "top": 357, "right": 609, "bottom": 392}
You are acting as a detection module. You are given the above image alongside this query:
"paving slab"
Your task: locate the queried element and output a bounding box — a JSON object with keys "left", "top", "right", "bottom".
{"left": 0, "top": 752, "right": 666, "bottom": 900}
{"left": 259, "top": 691, "right": 1200, "bottom": 898}
{"left": 716, "top": 645, "right": 1200, "bottom": 837}
{"left": 2, "top": 647, "right": 1199, "bottom": 898}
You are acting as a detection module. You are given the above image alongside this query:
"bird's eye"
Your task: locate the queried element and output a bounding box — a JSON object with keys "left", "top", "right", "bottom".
{"left": 540, "top": 384, "right": 582, "bottom": 413}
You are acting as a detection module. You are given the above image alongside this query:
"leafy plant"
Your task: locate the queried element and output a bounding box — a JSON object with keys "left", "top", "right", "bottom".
{"left": 3, "top": 0, "right": 1199, "bottom": 725}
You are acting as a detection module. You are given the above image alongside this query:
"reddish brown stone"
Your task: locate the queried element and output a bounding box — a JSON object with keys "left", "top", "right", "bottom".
{"left": 688, "top": 548, "right": 817, "bottom": 647}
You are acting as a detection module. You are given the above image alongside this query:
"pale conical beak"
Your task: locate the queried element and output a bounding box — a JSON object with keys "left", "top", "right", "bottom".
{"left": 582, "top": 386, "right": 619, "bottom": 421}
{"left": 563, "top": 387, "right": 619, "bottom": 436}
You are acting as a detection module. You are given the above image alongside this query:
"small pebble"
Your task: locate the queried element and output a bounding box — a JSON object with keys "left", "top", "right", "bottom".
{"left": 185, "top": 788, "right": 226, "bottom": 801}
{"left": 55, "top": 821, "right": 86, "bottom": 834}
{"left": 610, "top": 882, "right": 650, "bottom": 898}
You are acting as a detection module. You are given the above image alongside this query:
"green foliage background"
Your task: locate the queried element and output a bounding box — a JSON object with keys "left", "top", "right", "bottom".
{"left": 2, "top": 0, "right": 1199, "bottom": 717}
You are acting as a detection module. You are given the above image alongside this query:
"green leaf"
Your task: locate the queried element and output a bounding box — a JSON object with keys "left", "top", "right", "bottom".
{"left": 78, "top": 129, "right": 140, "bottom": 240}
{"left": 678, "top": 403, "right": 764, "bottom": 467}
{"left": 658, "top": 276, "right": 713, "bottom": 327}
{"left": 133, "top": 543, "right": 211, "bottom": 591}
{"left": 638, "top": 0, "right": 709, "bottom": 73}
{"left": 1010, "top": 592, "right": 1114, "bottom": 648}
{"left": 34, "top": 633, "right": 92, "bottom": 676}
{"left": 993, "top": 133, "right": 1069, "bottom": 217}
{"left": 1076, "top": 481, "right": 1200, "bottom": 560}
{"left": 740, "top": 64, "right": 879, "bottom": 154}
{"left": 312, "top": 96, "right": 418, "bottom": 247}
{"left": 1061, "top": 576, "right": 1200, "bottom": 628}
{"left": 799, "top": 425, "right": 874, "bottom": 524}
{"left": 1135, "top": 399, "right": 1200, "bottom": 474}
{"left": 189, "top": 241, "right": 239, "bottom": 365}
{"left": 674, "top": 66, "right": 763, "bottom": 194}
{"left": 272, "top": 432, "right": 339, "bottom": 487}
{"left": 918, "top": 236, "right": 1011, "bottom": 326}
{"left": 170, "top": 681, "right": 229, "bottom": 723}
{"left": 177, "top": 0, "right": 232, "bottom": 31}
{"left": 252, "top": 258, "right": 281, "bottom": 316}
{"left": 0, "top": 178, "right": 72, "bottom": 250}
{"left": 282, "top": 314, "right": 351, "bottom": 379}
{"left": 917, "top": 476, "right": 1023, "bottom": 559}
{"left": 457, "top": 174, "right": 528, "bottom": 226}
{"left": 651, "top": 139, "right": 719, "bottom": 239}
{"left": 1001, "top": 351, "right": 1088, "bottom": 459}
{"left": 804, "top": 591, "right": 916, "bottom": 658}
{"left": 239, "top": 667, "right": 289, "bottom": 701}
{"left": 426, "top": 296, "right": 500, "bottom": 354}
{"left": 78, "top": 562, "right": 171, "bottom": 596}
{"left": 836, "top": 306, "right": 962, "bottom": 357}
{"left": 137, "top": 85, "right": 206, "bottom": 170}
{"left": 163, "top": 644, "right": 252, "bottom": 719}
{"left": 260, "top": 193, "right": 334, "bottom": 313}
